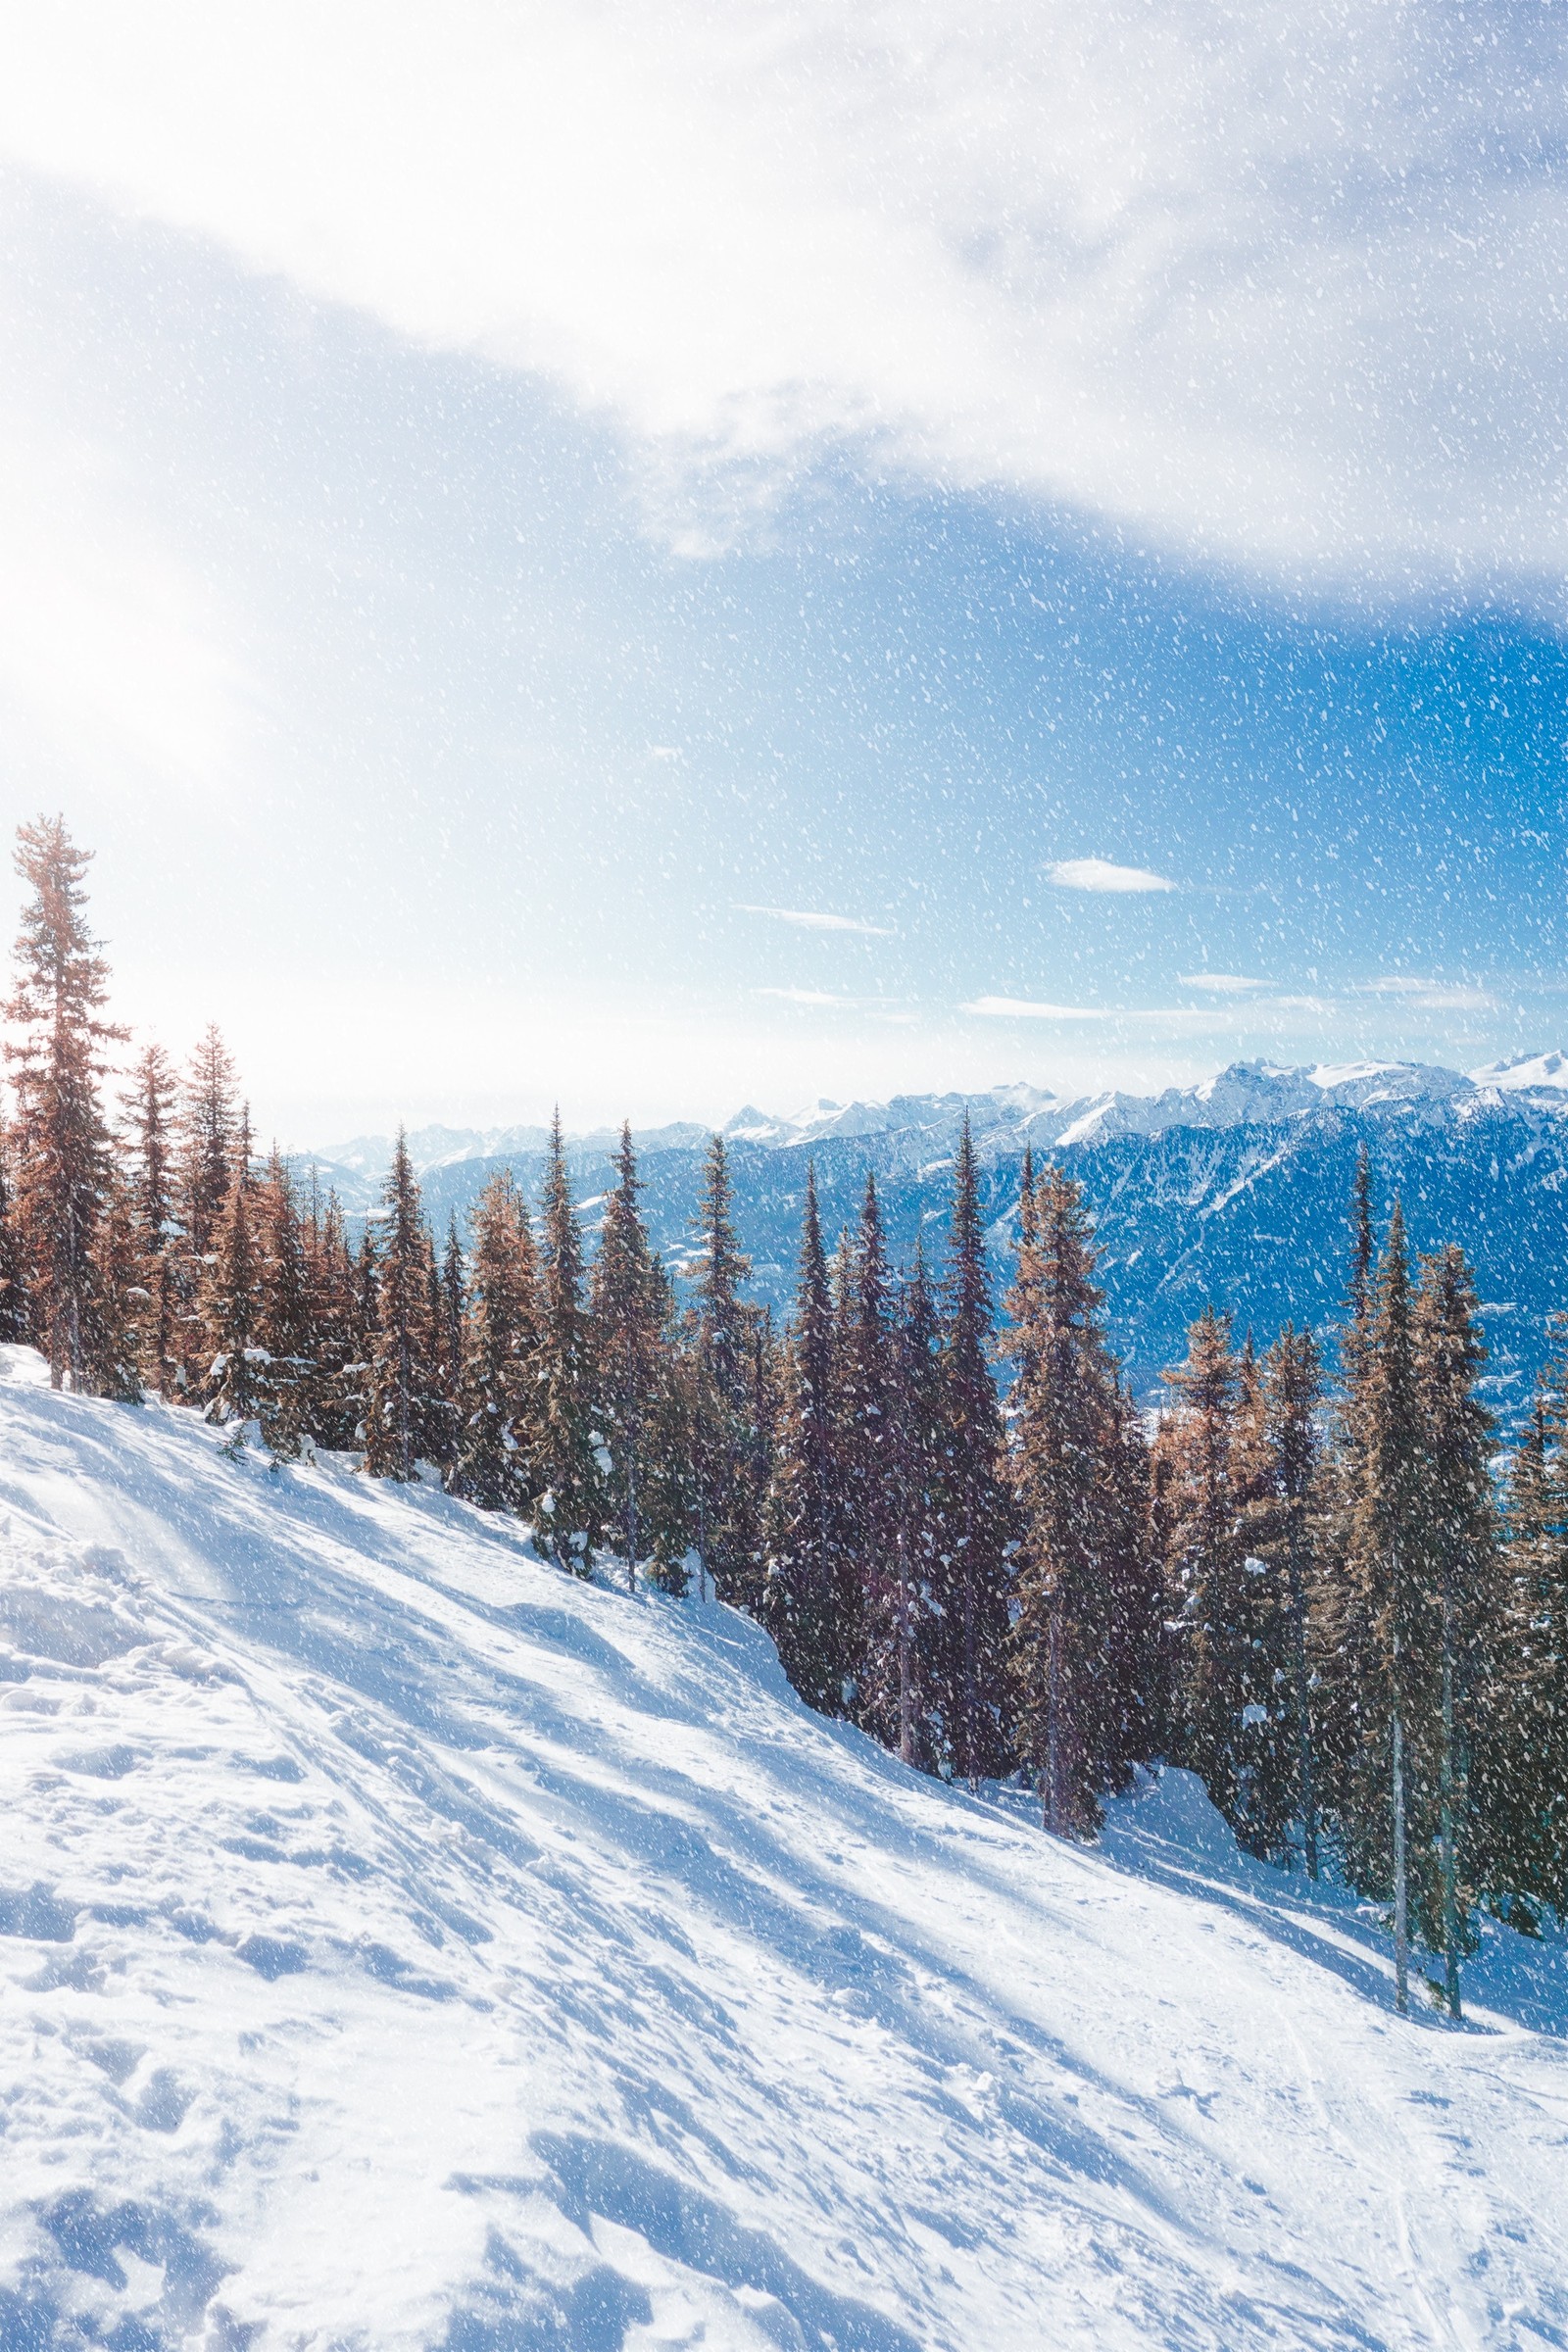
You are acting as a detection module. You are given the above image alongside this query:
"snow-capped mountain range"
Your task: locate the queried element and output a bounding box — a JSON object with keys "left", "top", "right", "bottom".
{"left": 318, "top": 1051, "right": 1568, "bottom": 1182}
{"left": 301, "top": 1054, "right": 1568, "bottom": 1413}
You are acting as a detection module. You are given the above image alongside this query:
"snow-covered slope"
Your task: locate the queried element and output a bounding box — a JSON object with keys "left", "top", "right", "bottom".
{"left": 3, "top": 1355, "right": 1568, "bottom": 2350}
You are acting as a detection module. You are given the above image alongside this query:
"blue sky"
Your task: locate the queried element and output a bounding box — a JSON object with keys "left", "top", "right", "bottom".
{"left": 0, "top": 4, "right": 1562, "bottom": 1139}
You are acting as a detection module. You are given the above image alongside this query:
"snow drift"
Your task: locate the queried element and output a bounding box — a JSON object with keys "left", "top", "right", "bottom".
{"left": 1, "top": 1348, "right": 1567, "bottom": 2350}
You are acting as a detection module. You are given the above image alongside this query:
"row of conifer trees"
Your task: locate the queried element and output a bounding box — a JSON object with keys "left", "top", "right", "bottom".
{"left": 6, "top": 816, "right": 1567, "bottom": 2009}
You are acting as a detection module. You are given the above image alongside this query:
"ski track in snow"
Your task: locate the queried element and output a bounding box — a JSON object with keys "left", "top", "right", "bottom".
{"left": 0, "top": 1349, "right": 1566, "bottom": 2349}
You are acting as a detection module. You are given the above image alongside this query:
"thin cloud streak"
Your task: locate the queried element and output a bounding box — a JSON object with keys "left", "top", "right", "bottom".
{"left": 737, "top": 904, "right": 894, "bottom": 936}
{"left": 1047, "top": 858, "right": 1174, "bottom": 896}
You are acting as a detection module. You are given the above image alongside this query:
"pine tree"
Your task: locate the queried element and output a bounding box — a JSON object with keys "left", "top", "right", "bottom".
{"left": 591, "top": 1127, "right": 684, "bottom": 1590}
{"left": 1340, "top": 1199, "right": 1427, "bottom": 2010}
{"left": 302, "top": 1186, "right": 362, "bottom": 1451}
{"left": 199, "top": 1168, "right": 264, "bottom": 1441}
{"left": 935, "top": 1117, "right": 1011, "bottom": 1787}
{"left": 1156, "top": 1308, "right": 1254, "bottom": 1828}
{"left": 1411, "top": 1243, "right": 1495, "bottom": 2017}
{"left": 1256, "top": 1324, "right": 1326, "bottom": 1875}
{"left": 91, "top": 1169, "right": 146, "bottom": 1402}
{"left": 121, "top": 1043, "right": 178, "bottom": 1393}
{"left": 689, "top": 1135, "right": 763, "bottom": 1604}
{"left": 534, "top": 1112, "right": 602, "bottom": 1569}
{"left": 254, "top": 1155, "right": 314, "bottom": 1459}
{"left": 763, "top": 1165, "right": 855, "bottom": 1712}
{"left": 1010, "top": 1164, "right": 1153, "bottom": 1834}
{"left": 455, "top": 1171, "right": 540, "bottom": 1512}
{"left": 839, "top": 1172, "right": 897, "bottom": 1732}
{"left": 893, "top": 1244, "right": 951, "bottom": 1768}
{"left": 1480, "top": 1347, "right": 1568, "bottom": 1921}
{"left": 4, "top": 817, "right": 126, "bottom": 1390}
{"left": 364, "top": 1132, "right": 432, "bottom": 1482}
{"left": 173, "top": 1025, "right": 241, "bottom": 1390}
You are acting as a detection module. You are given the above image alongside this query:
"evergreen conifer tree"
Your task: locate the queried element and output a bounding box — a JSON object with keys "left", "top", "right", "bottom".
{"left": 1411, "top": 1243, "right": 1494, "bottom": 2017}
{"left": 534, "top": 1112, "right": 603, "bottom": 1569}
{"left": 1480, "top": 1348, "right": 1568, "bottom": 1919}
{"left": 173, "top": 1025, "right": 241, "bottom": 1390}
{"left": 1009, "top": 1164, "right": 1154, "bottom": 1833}
{"left": 689, "top": 1135, "right": 763, "bottom": 1604}
{"left": 254, "top": 1155, "right": 314, "bottom": 1459}
{"left": 935, "top": 1117, "right": 1011, "bottom": 1787}
{"left": 200, "top": 1169, "right": 264, "bottom": 1440}
{"left": 1156, "top": 1308, "right": 1254, "bottom": 1828}
{"left": 762, "top": 1165, "right": 855, "bottom": 1711}
{"left": 839, "top": 1172, "right": 896, "bottom": 1731}
{"left": 1343, "top": 1199, "right": 1426, "bottom": 2010}
{"left": 364, "top": 1132, "right": 432, "bottom": 1482}
{"left": 591, "top": 1126, "right": 685, "bottom": 1589}
{"left": 4, "top": 817, "right": 126, "bottom": 1391}
{"left": 455, "top": 1171, "right": 540, "bottom": 1512}
{"left": 121, "top": 1043, "right": 178, "bottom": 1393}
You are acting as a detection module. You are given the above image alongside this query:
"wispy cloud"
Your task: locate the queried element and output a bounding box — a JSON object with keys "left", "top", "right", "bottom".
{"left": 1356, "top": 977, "right": 1497, "bottom": 1012}
{"left": 961, "top": 996, "right": 1116, "bottom": 1021}
{"left": 1179, "top": 972, "right": 1270, "bottom": 994}
{"left": 738, "top": 905, "right": 894, "bottom": 937}
{"left": 758, "top": 986, "right": 860, "bottom": 1007}
{"left": 1047, "top": 858, "right": 1174, "bottom": 896}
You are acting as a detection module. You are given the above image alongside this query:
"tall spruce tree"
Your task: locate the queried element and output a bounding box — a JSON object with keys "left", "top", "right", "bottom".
{"left": 5, "top": 817, "right": 126, "bottom": 1391}
{"left": 936, "top": 1117, "right": 1011, "bottom": 1787}
{"left": 534, "top": 1111, "right": 602, "bottom": 1570}
{"left": 763, "top": 1165, "right": 855, "bottom": 1712}
{"left": 1009, "top": 1164, "right": 1153, "bottom": 1834}
{"left": 199, "top": 1168, "right": 264, "bottom": 1440}
{"left": 592, "top": 1126, "right": 681, "bottom": 1590}
{"left": 173, "top": 1025, "right": 241, "bottom": 1390}
{"left": 364, "top": 1132, "right": 432, "bottom": 1482}
{"left": 1481, "top": 1348, "right": 1568, "bottom": 1920}
{"left": 1156, "top": 1308, "right": 1256, "bottom": 1832}
{"left": 689, "top": 1135, "right": 763, "bottom": 1604}
{"left": 840, "top": 1172, "right": 897, "bottom": 1733}
{"left": 254, "top": 1154, "right": 314, "bottom": 1459}
{"left": 122, "top": 1043, "right": 178, "bottom": 1393}
{"left": 1256, "top": 1324, "right": 1325, "bottom": 1875}
{"left": 1344, "top": 1200, "right": 1426, "bottom": 2011}
{"left": 1412, "top": 1243, "right": 1494, "bottom": 2017}
{"left": 456, "top": 1171, "right": 541, "bottom": 1512}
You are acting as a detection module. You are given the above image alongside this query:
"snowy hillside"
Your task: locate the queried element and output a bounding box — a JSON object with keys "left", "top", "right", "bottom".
{"left": 4, "top": 1354, "right": 1568, "bottom": 2350}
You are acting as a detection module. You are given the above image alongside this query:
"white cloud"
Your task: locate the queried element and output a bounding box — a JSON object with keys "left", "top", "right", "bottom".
{"left": 1356, "top": 977, "right": 1497, "bottom": 1012}
{"left": 1047, "top": 858, "right": 1174, "bottom": 896}
{"left": 962, "top": 997, "right": 1114, "bottom": 1021}
{"left": 758, "top": 986, "right": 860, "bottom": 1007}
{"left": 1179, "top": 972, "right": 1270, "bottom": 994}
{"left": 737, "top": 904, "right": 894, "bottom": 936}
{"left": 0, "top": 2, "right": 1563, "bottom": 599}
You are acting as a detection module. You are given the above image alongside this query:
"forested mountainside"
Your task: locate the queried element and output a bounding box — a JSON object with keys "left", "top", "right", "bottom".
{"left": 308, "top": 1059, "right": 1568, "bottom": 1409}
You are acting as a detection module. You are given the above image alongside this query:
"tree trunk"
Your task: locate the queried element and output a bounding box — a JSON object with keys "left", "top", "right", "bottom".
{"left": 1046, "top": 1592, "right": 1062, "bottom": 1835}
{"left": 1440, "top": 1596, "right": 1461, "bottom": 2022}
{"left": 897, "top": 1516, "right": 913, "bottom": 1767}
{"left": 1287, "top": 1501, "right": 1318, "bottom": 1879}
{"left": 1392, "top": 1704, "right": 1410, "bottom": 2015}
